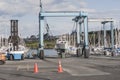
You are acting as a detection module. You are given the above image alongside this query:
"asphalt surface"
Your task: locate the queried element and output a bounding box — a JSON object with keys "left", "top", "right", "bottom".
{"left": 0, "top": 56, "right": 120, "bottom": 80}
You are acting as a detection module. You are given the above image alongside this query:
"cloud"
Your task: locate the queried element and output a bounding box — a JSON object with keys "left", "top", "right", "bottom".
{"left": 18, "top": 22, "right": 39, "bottom": 38}
{"left": 0, "top": 21, "right": 10, "bottom": 38}
{"left": 89, "top": 9, "right": 120, "bottom": 19}
{"left": 42, "top": 0, "right": 95, "bottom": 12}
{"left": 2, "top": 0, "right": 120, "bottom": 38}
{"left": 0, "top": 0, "right": 95, "bottom": 18}
{"left": 0, "top": 0, "right": 37, "bottom": 18}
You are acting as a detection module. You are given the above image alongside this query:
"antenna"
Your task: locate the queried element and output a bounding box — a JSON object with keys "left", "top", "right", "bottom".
{"left": 40, "top": 0, "right": 42, "bottom": 12}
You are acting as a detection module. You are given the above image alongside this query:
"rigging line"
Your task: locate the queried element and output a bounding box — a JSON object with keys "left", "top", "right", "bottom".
{"left": 75, "top": 21, "right": 78, "bottom": 32}
{"left": 44, "top": 18, "right": 49, "bottom": 32}
{"left": 71, "top": 21, "right": 76, "bottom": 32}
{"left": 44, "top": 18, "right": 54, "bottom": 37}
{"left": 40, "top": 0, "right": 42, "bottom": 8}
{"left": 40, "top": 0, "right": 43, "bottom": 12}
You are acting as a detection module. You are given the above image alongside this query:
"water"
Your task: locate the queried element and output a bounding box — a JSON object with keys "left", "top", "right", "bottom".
{"left": 44, "top": 49, "right": 58, "bottom": 55}
{"left": 26, "top": 49, "right": 58, "bottom": 58}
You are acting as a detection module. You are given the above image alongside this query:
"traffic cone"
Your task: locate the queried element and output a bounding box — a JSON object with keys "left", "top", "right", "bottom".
{"left": 34, "top": 63, "right": 39, "bottom": 73}
{"left": 58, "top": 60, "right": 63, "bottom": 73}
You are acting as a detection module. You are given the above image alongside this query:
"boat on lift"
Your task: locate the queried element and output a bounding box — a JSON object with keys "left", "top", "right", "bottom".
{"left": 55, "top": 35, "right": 77, "bottom": 57}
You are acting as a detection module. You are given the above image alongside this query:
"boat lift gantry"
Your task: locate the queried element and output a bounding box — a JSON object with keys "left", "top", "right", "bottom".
{"left": 89, "top": 18, "right": 115, "bottom": 56}
{"left": 89, "top": 18, "right": 114, "bottom": 49}
{"left": 72, "top": 18, "right": 115, "bottom": 57}
{"left": 38, "top": 11, "right": 89, "bottom": 59}
{"left": 72, "top": 16, "right": 89, "bottom": 58}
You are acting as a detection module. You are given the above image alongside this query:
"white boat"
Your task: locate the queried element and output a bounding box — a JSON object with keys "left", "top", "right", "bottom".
{"left": 55, "top": 37, "right": 77, "bottom": 55}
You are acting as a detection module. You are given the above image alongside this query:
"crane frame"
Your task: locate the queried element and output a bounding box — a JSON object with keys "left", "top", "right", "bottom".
{"left": 38, "top": 11, "right": 89, "bottom": 59}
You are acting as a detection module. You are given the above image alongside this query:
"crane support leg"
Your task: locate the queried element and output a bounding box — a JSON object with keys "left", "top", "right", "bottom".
{"left": 111, "top": 21, "right": 114, "bottom": 49}
{"left": 38, "top": 16, "right": 44, "bottom": 59}
{"left": 103, "top": 23, "right": 107, "bottom": 48}
{"left": 76, "top": 22, "right": 82, "bottom": 57}
{"left": 84, "top": 17, "right": 89, "bottom": 58}
{"left": 111, "top": 21, "right": 114, "bottom": 56}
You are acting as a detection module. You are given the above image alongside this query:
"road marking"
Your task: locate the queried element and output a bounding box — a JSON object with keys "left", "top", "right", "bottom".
{"left": 63, "top": 66, "right": 110, "bottom": 76}
{"left": 17, "top": 64, "right": 29, "bottom": 71}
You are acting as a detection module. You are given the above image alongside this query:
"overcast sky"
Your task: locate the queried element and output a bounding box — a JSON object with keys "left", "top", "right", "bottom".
{"left": 0, "top": 0, "right": 120, "bottom": 38}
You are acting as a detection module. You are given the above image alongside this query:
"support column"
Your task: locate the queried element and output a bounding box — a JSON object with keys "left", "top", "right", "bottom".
{"left": 111, "top": 21, "right": 114, "bottom": 49}
{"left": 103, "top": 23, "right": 106, "bottom": 48}
{"left": 110, "top": 21, "right": 115, "bottom": 56}
{"left": 76, "top": 22, "right": 82, "bottom": 57}
{"left": 84, "top": 17, "right": 89, "bottom": 58}
{"left": 38, "top": 14, "right": 44, "bottom": 59}
{"left": 98, "top": 31, "right": 101, "bottom": 47}
{"left": 76, "top": 21, "right": 80, "bottom": 46}
{"left": 79, "top": 22, "right": 82, "bottom": 44}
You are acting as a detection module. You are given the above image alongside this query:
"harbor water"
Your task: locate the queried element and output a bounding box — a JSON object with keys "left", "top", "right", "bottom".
{"left": 26, "top": 49, "right": 58, "bottom": 58}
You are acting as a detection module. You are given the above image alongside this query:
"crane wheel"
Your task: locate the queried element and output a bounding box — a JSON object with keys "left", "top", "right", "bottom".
{"left": 39, "top": 50, "right": 44, "bottom": 60}
{"left": 21, "top": 54, "right": 24, "bottom": 60}
{"left": 84, "top": 48, "right": 89, "bottom": 58}
{"left": 77, "top": 49, "right": 83, "bottom": 57}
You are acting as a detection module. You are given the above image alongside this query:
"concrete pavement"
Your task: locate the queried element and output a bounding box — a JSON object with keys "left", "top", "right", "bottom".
{"left": 0, "top": 56, "right": 120, "bottom": 80}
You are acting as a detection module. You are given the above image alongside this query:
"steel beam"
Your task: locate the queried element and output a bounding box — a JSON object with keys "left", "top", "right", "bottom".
{"left": 84, "top": 17, "right": 89, "bottom": 47}
{"left": 39, "top": 17, "right": 44, "bottom": 49}
{"left": 38, "top": 13, "right": 44, "bottom": 59}
{"left": 111, "top": 21, "right": 114, "bottom": 49}
{"left": 102, "top": 23, "right": 107, "bottom": 48}
{"left": 40, "top": 11, "right": 88, "bottom": 17}
{"left": 79, "top": 22, "right": 82, "bottom": 44}
{"left": 88, "top": 18, "right": 114, "bottom": 22}
{"left": 76, "top": 21, "right": 80, "bottom": 45}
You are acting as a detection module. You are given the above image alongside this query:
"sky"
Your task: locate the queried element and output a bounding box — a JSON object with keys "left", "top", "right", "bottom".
{"left": 0, "top": 0, "right": 120, "bottom": 38}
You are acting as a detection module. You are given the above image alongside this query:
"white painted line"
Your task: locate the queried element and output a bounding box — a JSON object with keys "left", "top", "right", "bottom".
{"left": 63, "top": 67, "right": 110, "bottom": 76}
